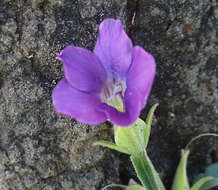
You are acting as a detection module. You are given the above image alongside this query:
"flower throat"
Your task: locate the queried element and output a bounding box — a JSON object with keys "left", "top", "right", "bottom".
{"left": 101, "top": 79, "right": 126, "bottom": 112}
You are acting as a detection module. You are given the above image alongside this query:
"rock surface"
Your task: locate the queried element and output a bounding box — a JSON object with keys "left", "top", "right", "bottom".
{"left": 129, "top": 0, "right": 218, "bottom": 186}
{"left": 0, "top": 0, "right": 217, "bottom": 189}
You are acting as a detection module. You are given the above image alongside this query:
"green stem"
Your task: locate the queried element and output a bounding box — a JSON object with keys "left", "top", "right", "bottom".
{"left": 131, "top": 150, "right": 166, "bottom": 190}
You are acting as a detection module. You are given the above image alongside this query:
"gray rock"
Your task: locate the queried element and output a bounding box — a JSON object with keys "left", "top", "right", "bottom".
{"left": 130, "top": 0, "right": 217, "bottom": 187}
{"left": 0, "top": 0, "right": 217, "bottom": 189}
{"left": 0, "top": 0, "right": 124, "bottom": 189}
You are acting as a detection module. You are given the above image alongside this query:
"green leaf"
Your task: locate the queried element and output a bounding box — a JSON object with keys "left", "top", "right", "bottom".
{"left": 171, "top": 149, "right": 190, "bottom": 190}
{"left": 131, "top": 150, "right": 166, "bottom": 190}
{"left": 190, "top": 176, "right": 214, "bottom": 190}
{"left": 205, "top": 163, "right": 218, "bottom": 178}
{"left": 198, "top": 178, "right": 218, "bottom": 190}
{"left": 114, "top": 118, "right": 147, "bottom": 155}
{"left": 193, "top": 174, "right": 207, "bottom": 184}
{"left": 144, "top": 103, "right": 159, "bottom": 148}
{"left": 93, "top": 141, "right": 131, "bottom": 155}
{"left": 193, "top": 163, "right": 218, "bottom": 184}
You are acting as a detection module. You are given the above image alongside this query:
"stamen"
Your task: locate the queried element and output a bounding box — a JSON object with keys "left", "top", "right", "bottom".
{"left": 107, "top": 84, "right": 122, "bottom": 101}
{"left": 101, "top": 79, "right": 126, "bottom": 112}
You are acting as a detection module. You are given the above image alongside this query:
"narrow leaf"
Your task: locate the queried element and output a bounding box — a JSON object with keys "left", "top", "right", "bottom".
{"left": 93, "top": 141, "right": 131, "bottom": 155}
{"left": 193, "top": 174, "right": 207, "bottom": 184}
{"left": 198, "top": 178, "right": 218, "bottom": 190}
{"left": 131, "top": 150, "right": 166, "bottom": 190}
{"left": 193, "top": 162, "right": 218, "bottom": 184}
{"left": 171, "top": 149, "right": 190, "bottom": 190}
{"left": 190, "top": 176, "right": 214, "bottom": 190}
{"left": 144, "top": 103, "right": 159, "bottom": 148}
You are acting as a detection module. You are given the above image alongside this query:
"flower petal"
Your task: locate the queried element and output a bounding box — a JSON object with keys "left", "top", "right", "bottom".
{"left": 57, "top": 46, "right": 107, "bottom": 93}
{"left": 52, "top": 78, "right": 107, "bottom": 125}
{"left": 97, "top": 46, "right": 155, "bottom": 127}
{"left": 94, "top": 18, "right": 133, "bottom": 78}
{"left": 98, "top": 88, "right": 141, "bottom": 127}
{"left": 127, "top": 46, "right": 156, "bottom": 108}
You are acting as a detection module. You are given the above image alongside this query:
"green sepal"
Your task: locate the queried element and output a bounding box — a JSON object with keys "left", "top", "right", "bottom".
{"left": 93, "top": 141, "right": 130, "bottom": 155}
{"left": 94, "top": 104, "right": 165, "bottom": 190}
{"left": 190, "top": 176, "right": 214, "bottom": 190}
{"left": 93, "top": 118, "right": 147, "bottom": 155}
{"left": 171, "top": 149, "right": 190, "bottom": 190}
{"left": 131, "top": 150, "right": 166, "bottom": 190}
{"left": 114, "top": 118, "right": 147, "bottom": 155}
{"left": 114, "top": 104, "right": 159, "bottom": 156}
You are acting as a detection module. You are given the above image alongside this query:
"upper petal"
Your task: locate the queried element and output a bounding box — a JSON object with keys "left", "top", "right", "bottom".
{"left": 94, "top": 18, "right": 133, "bottom": 78}
{"left": 57, "top": 46, "right": 107, "bottom": 93}
{"left": 127, "top": 46, "right": 156, "bottom": 108}
{"left": 52, "top": 78, "right": 107, "bottom": 125}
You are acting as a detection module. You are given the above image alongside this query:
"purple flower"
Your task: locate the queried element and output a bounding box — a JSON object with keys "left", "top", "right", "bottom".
{"left": 52, "top": 18, "right": 155, "bottom": 127}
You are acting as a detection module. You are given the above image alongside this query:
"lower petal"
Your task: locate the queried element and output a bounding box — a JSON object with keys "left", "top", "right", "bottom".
{"left": 98, "top": 88, "right": 141, "bottom": 127}
{"left": 52, "top": 78, "right": 107, "bottom": 125}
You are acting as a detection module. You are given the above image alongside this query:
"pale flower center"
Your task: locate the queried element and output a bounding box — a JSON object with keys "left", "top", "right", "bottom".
{"left": 101, "top": 79, "right": 126, "bottom": 112}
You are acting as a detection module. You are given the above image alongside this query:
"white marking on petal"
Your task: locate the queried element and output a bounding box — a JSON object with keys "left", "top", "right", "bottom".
{"left": 101, "top": 79, "right": 126, "bottom": 112}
